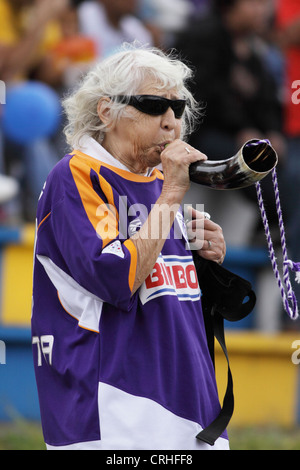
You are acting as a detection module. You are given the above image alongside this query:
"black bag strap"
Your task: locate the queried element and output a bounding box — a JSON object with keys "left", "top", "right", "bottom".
{"left": 196, "top": 309, "right": 234, "bottom": 445}
{"left": 193, "top": 257, "right": 256, "bottom": 446}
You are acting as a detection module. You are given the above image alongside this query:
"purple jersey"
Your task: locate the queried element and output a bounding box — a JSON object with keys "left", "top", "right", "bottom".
{"left": 31, "top": 138, "right": 229, "bottom": 450}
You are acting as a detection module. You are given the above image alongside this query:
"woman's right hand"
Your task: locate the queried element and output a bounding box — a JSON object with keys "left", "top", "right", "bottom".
{"left": 130, "top": 140, "right": 207, "bottom": 294}
{"left": 160, "top": 139, "right": 207, "bottom": 202}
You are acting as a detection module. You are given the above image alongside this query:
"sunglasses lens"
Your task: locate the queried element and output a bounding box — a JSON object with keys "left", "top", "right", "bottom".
{"left": 136, "top": 96, "right": 168, "bottom": 115}
{"left": 171, "top": 101, "right": 186, "bottom": 118}
{"left": 115, "top": 95, "right": 186, "bottom": 118}
{"left": 138, "top": 96, "right": 186, "bottom": 118}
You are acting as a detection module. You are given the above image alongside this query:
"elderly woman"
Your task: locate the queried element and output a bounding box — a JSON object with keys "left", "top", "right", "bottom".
{"left": 31, "top": 44, "right": 228, "bottom": 450}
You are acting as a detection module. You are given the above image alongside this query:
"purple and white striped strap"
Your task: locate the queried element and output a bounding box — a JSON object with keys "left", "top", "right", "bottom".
{"left": 256, "top": 168, "right": 300, "bottom": 320}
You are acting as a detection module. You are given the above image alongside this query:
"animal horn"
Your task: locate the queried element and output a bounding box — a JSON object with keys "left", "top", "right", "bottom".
{"left": 189, "top": 139, "right": 278, "bottom": 190}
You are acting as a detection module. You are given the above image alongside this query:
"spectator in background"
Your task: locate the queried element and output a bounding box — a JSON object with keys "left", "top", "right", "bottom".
{"left": 0, "top": 0, "right": 72, "bottom": 221}
{"left": 34, "top": 5, "right": 97, "bottom": 90}
{"left": 137, "top": 0, "right": 195, "bottom": 49}
{"left": 135, "top": 0, "right": 163, "bottom": 48}
{"left": 276, "top": 0, "right": 300, "bottom": 327}
{"left": 77, "top": 0, "right": 153, "bottom": 59}
{"left": 0, "top": 0, "right": 68, "bottom": 221}
{"left": 174, "top": 0, "right": 285, "bottom": 161}
{"left": 33, "top": 3, "right": 98, "bottom": 162}
{"left": 0, "top": 0, "right": 69, "bottom": 83}
{"left": 188, "top": 0, "right": 212, "bottom": 15}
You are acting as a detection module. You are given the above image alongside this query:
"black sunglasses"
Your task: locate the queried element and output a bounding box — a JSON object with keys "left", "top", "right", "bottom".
{"left": 111, "top": 95, "right": 186, "bottom": 119}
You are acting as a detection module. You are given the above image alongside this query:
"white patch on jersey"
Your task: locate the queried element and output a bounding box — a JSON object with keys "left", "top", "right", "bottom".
{"left": 46, "top": 383, "right": 229, "bottom": 450}
{"left": 37, "top": 255, "right": 104, "bottom": 332}
{"left": 97, "top": 382, "right": 229, "bottom": 450}
{"left": 128, "top": 217, "right": 142, "bottom": 237}
{"left": 139, "top": 254, "right": 200, "bottom": 305}
{"left": 175, "top": 210, "right": 189, "bottom": 242}
{"left": 102, "top": 240, "right": 125, "bottom": 258}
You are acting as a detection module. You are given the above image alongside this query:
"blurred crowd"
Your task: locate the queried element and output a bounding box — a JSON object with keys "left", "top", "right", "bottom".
{"left": 0, "top": 0, "right": 299, "bottom": 329}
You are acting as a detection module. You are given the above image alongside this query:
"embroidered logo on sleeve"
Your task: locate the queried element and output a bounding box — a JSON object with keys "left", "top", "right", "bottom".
{"left": 102, "top": 240, "right": 125, "bottom": 258}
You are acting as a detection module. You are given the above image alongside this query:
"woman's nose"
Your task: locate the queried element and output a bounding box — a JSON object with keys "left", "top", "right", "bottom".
{"left": 161, "top": 106, "right": 177, "bottom": 130}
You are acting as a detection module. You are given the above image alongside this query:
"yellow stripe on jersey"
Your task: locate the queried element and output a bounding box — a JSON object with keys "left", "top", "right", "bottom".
{"left": 123, "top": 239, "right": 137, "bottom": 293}
{"left": 37, "top": 211, "right": 51, "bottom": 231}
{"left": 69, "top": 152, "right": 144, "bottom": 293}
{"left": 74, "top": 150, "right": 164, "bottom": 183}
{"left": 69, "top": 155, "right": 119, "bottom": 248}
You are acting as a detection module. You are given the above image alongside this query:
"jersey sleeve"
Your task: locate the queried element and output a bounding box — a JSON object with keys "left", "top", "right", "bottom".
{"left": 35, "top": 155, "right": 137, "bottom": 312}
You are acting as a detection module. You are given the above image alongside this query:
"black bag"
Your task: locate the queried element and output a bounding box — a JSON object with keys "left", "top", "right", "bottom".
{"left": 193, "top": 255, "right": 256, "bottom": 446}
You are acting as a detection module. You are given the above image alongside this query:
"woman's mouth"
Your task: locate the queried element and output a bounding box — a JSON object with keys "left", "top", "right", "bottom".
{"left": 158, "top": 142, "right": 171, "bottom": 152}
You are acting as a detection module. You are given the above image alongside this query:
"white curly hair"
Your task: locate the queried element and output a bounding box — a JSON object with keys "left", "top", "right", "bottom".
{"left": 62, "top": 43, "right": 201, "bottom": 149}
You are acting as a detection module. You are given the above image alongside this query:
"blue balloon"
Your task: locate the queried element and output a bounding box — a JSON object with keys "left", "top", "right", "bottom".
{"left": 2, "top": 81, "right": 61, "bottom": 144}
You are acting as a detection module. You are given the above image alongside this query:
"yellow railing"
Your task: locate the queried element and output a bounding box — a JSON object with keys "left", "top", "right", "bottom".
{"left": 216, "top": 331, "right": 300, "bottom": 427}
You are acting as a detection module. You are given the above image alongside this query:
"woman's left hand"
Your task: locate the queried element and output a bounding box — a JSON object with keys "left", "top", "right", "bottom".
{"left": 185, "top": 207, "right": 226, "bottom": 264}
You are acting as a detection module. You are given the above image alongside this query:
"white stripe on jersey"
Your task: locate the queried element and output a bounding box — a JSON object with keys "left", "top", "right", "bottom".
{"left": 46, "top": 382, "right": 230, "bottom": 450}
{"left": 37, "top": 255, "right": 104, "bottom": 333}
